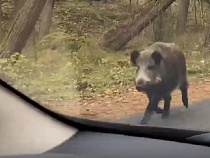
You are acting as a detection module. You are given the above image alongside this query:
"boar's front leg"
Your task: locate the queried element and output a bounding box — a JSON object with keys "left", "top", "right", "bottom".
{"left": 162, "top": 93, "right": 171, "bottom": 119}
{"left": 146, "top": 94, "right": 164, "bottom": 114}
{"left": 140, "top": 94, "right": 161, "bottom": 125}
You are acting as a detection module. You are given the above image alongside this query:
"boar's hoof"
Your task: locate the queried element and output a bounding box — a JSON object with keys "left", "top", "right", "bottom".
{"left": 182, "top": 97, "right": 188, "bottom": 108}
{"left": 184, "top": 103, "right": 188, "bottom": 108}
{"left": 141, "top": 111, "right": 152, "bottom": 124}
{"left": 140, "top": 116, "right": 151, "bottom": 125}
{"left": 162, "top": 112, "right": 170, "bottom": 119}
{"left": 140, "top": 119, "right": 148, "bottom": 125}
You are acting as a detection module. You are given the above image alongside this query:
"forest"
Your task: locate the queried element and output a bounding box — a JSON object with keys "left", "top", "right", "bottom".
{"left": 0, "top": 0, "right": 210, "bottom": 121}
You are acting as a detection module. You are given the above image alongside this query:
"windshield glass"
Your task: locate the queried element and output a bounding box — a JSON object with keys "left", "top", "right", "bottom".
{"left": 0, "top": 0, "right": 210, "bottom": 131}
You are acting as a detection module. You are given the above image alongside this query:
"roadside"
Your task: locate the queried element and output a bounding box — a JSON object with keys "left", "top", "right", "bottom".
{"left": 44, "top": 79, "right": 210, "bottom": 121}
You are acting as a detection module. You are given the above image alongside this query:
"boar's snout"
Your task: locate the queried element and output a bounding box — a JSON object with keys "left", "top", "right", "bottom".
{"left": 135, "top": 78, "right": 162, "bottom": 92}
{"left": 135, "top": 79, "right": 149, "bottom": 92}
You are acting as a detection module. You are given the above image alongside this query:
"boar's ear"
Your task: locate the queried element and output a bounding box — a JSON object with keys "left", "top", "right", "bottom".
{"left": 151, "top": 51, "right": 162, "bottom": 65}
{"left": 130, "top": 50, "right": 140, "bottom": 66}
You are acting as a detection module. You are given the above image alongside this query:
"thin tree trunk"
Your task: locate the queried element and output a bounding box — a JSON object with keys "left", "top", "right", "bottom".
{"left": 0, "top": 0, "right": 2, "bottom": 42}
{"left": 176, "top": 0, "right": 190, "bottom": 34}
{"left": 152, "top": 13, "right": 164, "bottom": 41}
{"left": 0, "top": 0, "right": 47, "bottom": 58}
{"left": 99, "top": 0, "right": 176, "bottom": 51}
{"left": 198, "top": 0, "right": 204, "bottom": 26}
{"left": 129, "top": 0, "right": 132, "bottom": 11}
{"left": 203, "top": 26, "right": 210, "bottom": 47}
{"left": 38, "top": 0, "right": 55, "bottom": 41}
{"left": 153, "top": 7, "right": 171, "bottom": 42}
{"left": 194, "top": 0, "right": 197, "bottom": 25}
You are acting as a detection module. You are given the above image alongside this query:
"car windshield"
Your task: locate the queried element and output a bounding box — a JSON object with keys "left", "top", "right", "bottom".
{"left": 0, "top": 0, "right": 210, "bottom": 131}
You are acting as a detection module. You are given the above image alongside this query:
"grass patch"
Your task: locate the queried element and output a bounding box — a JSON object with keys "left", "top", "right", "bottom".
{"left": 53, "top": 0, "right": 131, "bottom": 37}
{"left": 1, "top": 33, "right": 210, "bottom": 103}
{"left": 72, "top": 40, "right": 135, "bottom": 97}
{"left": 0, "top": 33, "right": 135, "bottom": 101}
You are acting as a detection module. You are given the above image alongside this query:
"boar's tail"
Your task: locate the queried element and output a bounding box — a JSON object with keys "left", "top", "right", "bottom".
{"left": 180, "top": 80, "right": 189, "bottom": 90}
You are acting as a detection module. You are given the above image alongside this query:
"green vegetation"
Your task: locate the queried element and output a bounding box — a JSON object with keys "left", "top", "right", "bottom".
{"left": 1, "top": 33, "right": 210, "bottom": 102}
{"left": 0, "top": 32, "right": 135, "bottom": 101}
{"left": 1, "top": 0, "right": 210, "bottom": 103}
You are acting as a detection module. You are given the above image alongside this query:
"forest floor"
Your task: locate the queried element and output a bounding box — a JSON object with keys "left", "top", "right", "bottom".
{"left": 44, "top": 78, "right": 210, "bottom": 121}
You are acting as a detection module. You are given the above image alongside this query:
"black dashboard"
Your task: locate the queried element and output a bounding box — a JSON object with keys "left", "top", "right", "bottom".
{"left": 48, "top": 131, "right": 210, "bottom": 158}
{"left": 2, "top": 131, "right": 210, "bottom": 158}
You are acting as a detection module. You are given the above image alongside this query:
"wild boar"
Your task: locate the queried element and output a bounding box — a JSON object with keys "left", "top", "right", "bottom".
{"left": 130, "top": 42, "right": 189, "bottom": 125}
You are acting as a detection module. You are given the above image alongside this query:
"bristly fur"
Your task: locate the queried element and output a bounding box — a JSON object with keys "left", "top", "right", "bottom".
{"left": 130, "top": 42, "right": 189, "bottom": 125}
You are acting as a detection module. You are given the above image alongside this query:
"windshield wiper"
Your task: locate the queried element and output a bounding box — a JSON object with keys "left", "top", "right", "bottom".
{"left": 186, "top": 133, "right": 210, "bottom": 146}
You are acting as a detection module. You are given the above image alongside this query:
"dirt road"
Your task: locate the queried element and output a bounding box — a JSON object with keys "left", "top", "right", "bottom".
{"left": 45, "top": 79, "right": 210, "bottom": 121}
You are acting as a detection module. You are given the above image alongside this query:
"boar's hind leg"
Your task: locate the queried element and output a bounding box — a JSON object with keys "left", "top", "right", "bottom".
{"left": 180, "top": 81, "right": 189, "bottom": 108}
{"left": 141, "top": 95, "right": 160, "bottom": 125}
{"left": 155, "top": 107, "right": 164, "bottom": 114}
{"left": 162, "top": 94, "right": 171, "bottom": 119}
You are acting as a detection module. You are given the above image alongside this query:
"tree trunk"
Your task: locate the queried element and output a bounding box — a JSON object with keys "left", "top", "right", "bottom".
{"left": 152, "top": 13, "right": 164, "bottom": 41}
{"left": 153, "top": 6, "right": 171, "bottom": 42}
{"left": 176, "top": 0, "right": 190, "bottom": 35}
{"left": 99, "top": 0, "right": 176, "bottom": 51}
{"left": 38, "top": 0, "right": 55, "bottom": 41}
{"left": 0, "top": 0, "right": 47, "bottom": 58}
{"left": 203, "top": 26, "right": 210, "bottom": 47}
{"left": 0, "top": 0, "right": 2, "bottom": 42}
{"left": 193, "top": 0, "right": 198, "bottom": 24}
{"left": 129, "top": 0, "right": 132, "bottom": 11}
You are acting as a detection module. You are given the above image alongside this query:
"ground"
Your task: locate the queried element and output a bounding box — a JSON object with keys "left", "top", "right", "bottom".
{"left": 44, "top": 79, "right": 210, "bottom": 121}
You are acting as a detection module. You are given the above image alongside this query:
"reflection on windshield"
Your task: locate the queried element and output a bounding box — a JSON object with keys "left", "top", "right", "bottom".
{"left": 0, "top": 0, "right": 210, "bottom": 130}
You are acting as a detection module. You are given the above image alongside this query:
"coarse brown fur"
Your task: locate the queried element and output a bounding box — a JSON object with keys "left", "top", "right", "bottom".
{"left": 130, "top": 42, "right": 189, "bottom": 125}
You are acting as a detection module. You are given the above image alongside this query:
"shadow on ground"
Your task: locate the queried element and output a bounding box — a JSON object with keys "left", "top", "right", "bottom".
{"left": 116, "top": 99, "right": 210, "bottom": 131}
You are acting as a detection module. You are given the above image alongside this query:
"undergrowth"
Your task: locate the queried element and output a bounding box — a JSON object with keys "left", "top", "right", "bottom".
{"left": 53, "top": 0, "right": 131, "bottom": 38}
{"left": 1, "top": 0, "right": 210, "bottom": 103}
{"left": 1, "top": 32, "right": 210, "bottom": 102}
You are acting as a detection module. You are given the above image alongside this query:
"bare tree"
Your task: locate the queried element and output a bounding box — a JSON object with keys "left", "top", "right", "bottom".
{"left": 0, "top": 0, "right": 2, "bottom": 42}
{"left": 100, "top": 0, "right": 176, "bottom": 51}
{"left": 176, "top": 0, "right": 190, "bottom": 34}
{"left": 153, "top": 6, "right": 172, "bottom": 42}
{"left": 38, "top": 0, "right": 55, "bottom": 41}
{"left": 0, "top": 0, "right": 47, "bottom": 58}
{"left": 129, "top": 0, "right": 132, "bottom": 11}
{"left": 203, "top": 26, "right": 210, "bottom": 47}
{"left": 198, "top": 0, "right": 204, "bottom": 26}
{"left": 193, "top": 0, "right": 198, "bottom": 24}
{"left": 152, "top": 13, "right": 164, "bottom": 41}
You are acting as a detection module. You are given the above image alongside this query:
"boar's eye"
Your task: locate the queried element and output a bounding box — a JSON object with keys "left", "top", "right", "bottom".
{"left": 148, "top": 65, "right": 155, "bottom": 70}
{"left": 130, "top": 50, "right": 140, "bottom": 66}
{"left": 151, "top": 51, "right": 162, "bottom": 65}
